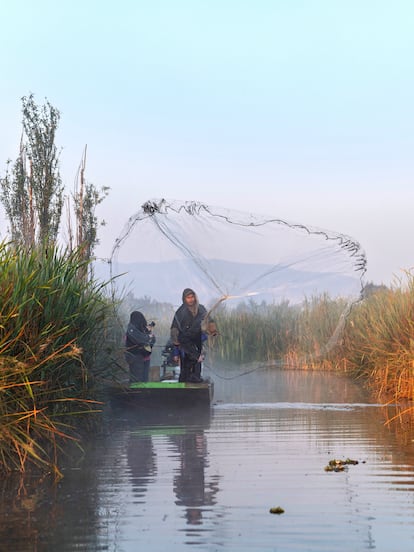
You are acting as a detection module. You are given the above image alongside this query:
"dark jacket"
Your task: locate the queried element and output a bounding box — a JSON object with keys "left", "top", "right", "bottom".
{"left": 170, "top": 291, "right": 207, "bottom": 360}
{"left": 126, "top": 311, "right": 155, "bottom": 357}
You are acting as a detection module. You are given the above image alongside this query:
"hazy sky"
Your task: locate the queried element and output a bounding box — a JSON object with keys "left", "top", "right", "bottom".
{"left": 1, "top": 0, "right": 414, "bottom": 285}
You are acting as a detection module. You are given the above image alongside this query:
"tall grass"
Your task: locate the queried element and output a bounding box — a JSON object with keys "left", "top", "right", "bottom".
{"left": 214, "top": 295, "right": 348, "bottom": 367}
{"left": 0, "top": 243, "right": 113, "bottom": 476}
{"left": 338, "top": 273, "right": 414, "bottom": 403}
{"left": 213, "top": 301, "right": 296, "bottom": 363}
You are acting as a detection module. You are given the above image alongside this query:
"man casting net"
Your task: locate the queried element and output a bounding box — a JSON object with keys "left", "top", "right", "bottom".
{"left": 108, "top": 198, "right": 366, "bottom": 371}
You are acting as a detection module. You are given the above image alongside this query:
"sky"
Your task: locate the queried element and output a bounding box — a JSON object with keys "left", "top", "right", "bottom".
{"left": 1, "top": 0, "right": 414, "bottom": 286}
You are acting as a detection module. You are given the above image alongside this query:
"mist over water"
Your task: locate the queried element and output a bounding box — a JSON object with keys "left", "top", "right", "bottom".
{"left": 2, "top": 367, "right": 414, "bottom": 552}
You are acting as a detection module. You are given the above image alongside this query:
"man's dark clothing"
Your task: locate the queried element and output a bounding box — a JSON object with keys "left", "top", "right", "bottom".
{"left": 171, "top": 290, "right": 207, "bottom": 383}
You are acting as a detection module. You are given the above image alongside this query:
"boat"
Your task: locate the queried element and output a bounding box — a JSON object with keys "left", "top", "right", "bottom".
{"left": 109, "top": 343, "right": 214, "bottom": 410}
{"left": 108, "top": 378, "right": 214, "bottom": 410}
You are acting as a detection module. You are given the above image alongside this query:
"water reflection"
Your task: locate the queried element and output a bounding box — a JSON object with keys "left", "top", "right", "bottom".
{"left": 127, "top": 433, "right": 156, "bottom": 500}
{"left": 170, "top": 428, "right": 219, "bottom": 527}
{"left": 209, "top": 363, "right": 373, "bottom": 405}
{"left": 0, "top": 456, "right": 102, "bottom": 552}
{"left": 121, "top": 405, "right": 221, "bottom": 541}
{"left": 1, "top": 367, "right": 414, "bottom": 551}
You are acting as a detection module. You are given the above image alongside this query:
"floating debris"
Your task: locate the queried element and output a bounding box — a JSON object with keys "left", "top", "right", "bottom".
{"left": 325, "top": 463, "right": 346, "bottom": 472}
{"left": 269, "top": 506, "right": 285, "bottom": 514}
{"left": 324, "top": 458, "right": 359, "bottom": 472}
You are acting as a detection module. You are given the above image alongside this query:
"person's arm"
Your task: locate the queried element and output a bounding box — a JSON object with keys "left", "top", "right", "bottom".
{"left": 171, "top": 326, "right": 179, "bottom": 345}
{"left": 200, "top": 305, "right": 218, "bottom": 337}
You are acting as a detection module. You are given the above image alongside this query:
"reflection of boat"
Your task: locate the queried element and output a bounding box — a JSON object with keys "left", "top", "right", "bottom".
{"left": 122, "top": 405, "right": 218, "bottom": 532}
{"left": 111, "top": 401, "right": 212, "bottom": 431}
{"left": 109, "top": 379, "right": 214, "bottom": 410}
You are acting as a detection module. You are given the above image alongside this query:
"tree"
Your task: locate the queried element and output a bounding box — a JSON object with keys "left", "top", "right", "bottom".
{"left": 1, "top": 95, "right": 109, "bottom": 272}
{"left": 0, "top": 137, "right": 34, "bottom": 247}
{"left": 0, "top": 94, "right": 63, "bottom": 248}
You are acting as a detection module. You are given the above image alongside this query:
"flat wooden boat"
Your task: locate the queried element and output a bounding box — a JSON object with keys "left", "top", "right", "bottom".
{"left": 109, "top": 379, "right": 214, "bottom": 410}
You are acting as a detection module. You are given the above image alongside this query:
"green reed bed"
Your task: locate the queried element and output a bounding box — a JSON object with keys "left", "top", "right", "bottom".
{"left": 0, "top": 243, "right": 112, "bottom": 476}
{"left": 214, "top": 295, "right": 349, "bottom": 367}
{"left": 214, "top": 301, "right": 298, "bottom": 363}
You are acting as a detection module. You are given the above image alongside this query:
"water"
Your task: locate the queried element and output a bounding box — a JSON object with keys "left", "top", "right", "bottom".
{"left": 1, "top": 367, "right": 414, "bottom": 552}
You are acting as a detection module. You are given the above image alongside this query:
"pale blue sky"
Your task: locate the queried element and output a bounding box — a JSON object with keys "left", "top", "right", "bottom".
{"left": 1, "top": 0, "right": 414, "bottom": 284}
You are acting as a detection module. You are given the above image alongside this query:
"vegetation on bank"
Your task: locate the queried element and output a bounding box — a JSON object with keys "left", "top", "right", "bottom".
{"left": 0, "top": 243, "right": 114, "bottom": 476}
{"left": 338, "top": 274, "right": 414, "bottom": 403}
{"left": 0, "top": 95, "right": 113, "bottom": 476}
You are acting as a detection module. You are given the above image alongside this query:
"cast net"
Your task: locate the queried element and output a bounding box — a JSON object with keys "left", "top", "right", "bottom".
{"left": 108, "top": 198, "right": 366, "bottom": 371}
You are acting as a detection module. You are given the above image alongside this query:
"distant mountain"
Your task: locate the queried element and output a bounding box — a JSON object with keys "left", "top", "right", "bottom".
{"left": 93, "top": 258, "right": 362, "bottom": 306}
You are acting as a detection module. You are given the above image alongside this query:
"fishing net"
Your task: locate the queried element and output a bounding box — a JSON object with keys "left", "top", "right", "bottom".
{"left": 108, "top": 198, "right": 366, "bottom": 368}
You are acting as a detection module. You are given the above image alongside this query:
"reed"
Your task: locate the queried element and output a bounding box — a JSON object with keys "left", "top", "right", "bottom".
{"left": 214, "top": 295, "right": 347, "bottom": 367}
{"left": 214, "top": 301, "right": 298, "bottom": 363}
{"left": 286, "top": 294, "right": 349, "bottom": 368}
{"left": 0, "top": 242, "right": 112, "bottom": 475}
{"left": 338, "top": 273, "right": 414, "bottom": 403}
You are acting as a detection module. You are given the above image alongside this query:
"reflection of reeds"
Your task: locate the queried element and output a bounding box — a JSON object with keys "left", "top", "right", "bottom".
{"left": 0, "top": 243, "right": 112, "bottom": 476}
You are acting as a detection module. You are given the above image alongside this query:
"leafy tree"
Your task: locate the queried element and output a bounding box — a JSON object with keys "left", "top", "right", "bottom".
{"left": 22, "top": 94, "right": 63, "bottom": 245}
{"left": 0, "top": 94, "right": 63, "bottom": 248}
{"left": 1, "top": 96, "right": 109, "bottom": 270}
{"left": 0, "top": 138, "right": 34, "bottom": 246}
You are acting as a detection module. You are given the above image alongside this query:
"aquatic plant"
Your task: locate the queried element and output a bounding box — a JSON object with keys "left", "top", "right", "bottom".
{"left": 324, "top": 458, "right": 360, "bottom": 472}
{"left": 0, "top": 242, "right": 113, "bottom": 476}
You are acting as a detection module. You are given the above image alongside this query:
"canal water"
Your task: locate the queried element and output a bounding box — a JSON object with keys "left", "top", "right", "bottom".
{"left": 1, "top": 366, "right": 414, "bottom": 552}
